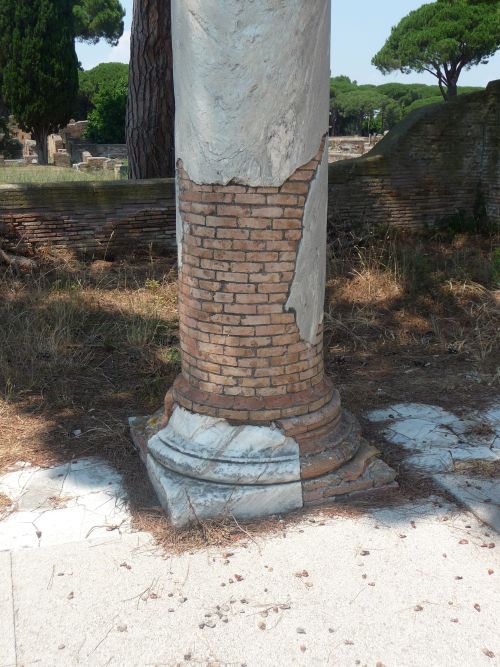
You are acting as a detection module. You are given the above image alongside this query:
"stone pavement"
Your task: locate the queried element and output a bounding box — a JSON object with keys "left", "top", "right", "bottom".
{"left": 1, "top": 497, "right": 499, "bottom": 666}
{"left": 1, "top": 401, "right": 499, "bottom": 666}
{"left": 367, "top": 402, "right": 500, "bottom": 534}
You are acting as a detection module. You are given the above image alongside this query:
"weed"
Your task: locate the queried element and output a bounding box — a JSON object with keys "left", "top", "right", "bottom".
{"left": 0, "top": 165, "right": 117, "bottom": 184}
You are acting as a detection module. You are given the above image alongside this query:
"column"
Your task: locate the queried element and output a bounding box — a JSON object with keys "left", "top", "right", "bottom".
{"left": 131, "top": 0, "right": 396, "bottom": 527}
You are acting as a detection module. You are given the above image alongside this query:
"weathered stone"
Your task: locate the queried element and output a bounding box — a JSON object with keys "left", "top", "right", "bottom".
{"left": 131, "top": 0, "right": 396, "bottom": 527}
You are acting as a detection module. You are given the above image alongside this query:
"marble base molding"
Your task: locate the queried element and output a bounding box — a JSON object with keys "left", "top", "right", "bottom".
{"left": 130, "top": 401, "right": 397, "bottom": 528}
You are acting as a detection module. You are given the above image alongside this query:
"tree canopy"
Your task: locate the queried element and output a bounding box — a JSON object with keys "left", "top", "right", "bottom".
{"left": 372, "top": 0, "right": 500, "bottom": 99}
{"left": 75, "top": 62, "right": 128, "bottom": 119}
{"left": 0, "top": 0, "right": 79, "bottom": 163}
{"left": 329, "top": 76, "right": 481, "bottom": 135}
{"left": 85, "top": 79, "right": 127, "bottom": 143}
{"left": 73, "top": 0, "right": 125, "bottom": 45}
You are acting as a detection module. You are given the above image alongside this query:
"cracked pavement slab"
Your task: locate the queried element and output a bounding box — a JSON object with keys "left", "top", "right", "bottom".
{"left": 367, "top": 402, "right": 500, "bottom": 532}
{"left": 0, "top": 457, "right": 132, "bottom": 550}
{"left": 0, "top": 406, "right": 499, "bottom": 665}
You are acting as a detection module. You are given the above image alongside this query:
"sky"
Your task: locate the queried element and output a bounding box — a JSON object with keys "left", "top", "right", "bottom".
{"left": 76, "top": 0, "right": 500, "bottom": 87}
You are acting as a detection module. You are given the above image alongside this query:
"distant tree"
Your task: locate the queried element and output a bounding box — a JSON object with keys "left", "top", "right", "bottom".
{"left": 73, "top": 0, "right": 125, "bottom": 45}
{"left": 372, "top": 0, "right": 500, "bottom": 99}
{"left": 405, "top": 96, "right": 445, "bottom": 114}
{"left": 126, "top": 0, "right": 175, "bottom": 179}
{"left": 337, "top": 88, "right": 389, "bottom": 135}
{"left": 0, "top": 0, "right": 79, "bottom": 164}
{"left": 76, "top": 62, "right": 128, "bottom": 119}
{"left": 329, "top": 76, "right": 483, "bottom": 136}
{"left": 85, "top": 80, "right": 127, "bottom": 143}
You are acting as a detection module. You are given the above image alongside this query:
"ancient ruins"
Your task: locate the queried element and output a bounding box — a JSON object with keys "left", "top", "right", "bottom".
{"left": 2, "top": 118, "right": 127, "bottom": 174}
{"left": 130, "top": 0, "right": 396, "bottom": 527}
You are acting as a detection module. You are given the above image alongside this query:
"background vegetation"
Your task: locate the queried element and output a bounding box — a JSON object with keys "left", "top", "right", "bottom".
{"left": 329, "top": 75, "right": 482, "bottom": 135}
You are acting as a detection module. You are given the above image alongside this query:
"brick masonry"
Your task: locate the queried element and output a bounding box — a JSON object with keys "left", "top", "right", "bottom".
{"left": 0, "top": 179, "right": 176, "bottom": 257}
{"left": 2, "top": 84, "right": 497, "bottom": 260}
{"left": 329, "top": 81, "right": 500, "bottom": 233}
{"left": 172, "top": 141, "right": 334, "bottom": 424}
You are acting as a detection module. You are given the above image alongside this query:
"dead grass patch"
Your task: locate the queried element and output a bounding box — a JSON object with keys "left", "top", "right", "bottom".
{"left": 0, "top": 492, "right": 13, "bottom": 521}
{"left": 453, "top": 460, "right": 500, "bottom": 478}
{"left": 0, "top": 230, "right": 498, "bottom": 551}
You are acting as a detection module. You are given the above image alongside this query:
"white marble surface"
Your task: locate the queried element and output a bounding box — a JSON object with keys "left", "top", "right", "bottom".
{"left": 0, "top": 458, "right": 132, "bottom": 551}
{"left": 367, "top": 402, "right": 499, "bottom": 473}
{"left": 286, "top": 142, "right": 328, "bottom": 344}
{"left": 367, "top": 402, "right": 500, "bottom": 532}
{"left": 172, "top": 0, "right": 330, "bottom": 186}
{"left": 148, "top": 406, "right": 301, "bottom": 485}
{"left": 147, "top": 455, "right": 303, "bottom": 529}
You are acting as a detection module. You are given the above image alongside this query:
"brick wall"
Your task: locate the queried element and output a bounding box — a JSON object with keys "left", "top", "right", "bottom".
{"left": 172, "top": 143, "right": 335, "bottom": 424}
{"left": 329, "top": 80, "right": 500, "bottom": 232}
{"left": 2, "top": 83, "right": 498, "bottom": 259}
{"left": 0, "top": 179, "right": 176, "bottom": 257}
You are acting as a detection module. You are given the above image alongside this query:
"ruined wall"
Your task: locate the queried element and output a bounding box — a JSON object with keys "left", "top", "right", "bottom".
{"left": 0, "top": 180, "right": 176, "bottom": 257}
{"left": 329, "top": 80, "right": 500, "bottom": 231}
{"left": 66, "top": 141, "right": 127, "bottom": 164}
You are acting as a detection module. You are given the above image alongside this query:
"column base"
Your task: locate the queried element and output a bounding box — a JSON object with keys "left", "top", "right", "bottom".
{"left": 129, "top": 398, "right": 397, "bottom": 528}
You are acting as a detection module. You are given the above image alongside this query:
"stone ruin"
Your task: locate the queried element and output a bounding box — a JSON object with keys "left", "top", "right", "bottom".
{"left": 328, "top": 135, "right": 383, "bottom": 163}
{"left": 130, "top": 0, "right": 396, "bottom": 528}
{"left": 1, "top": 119, "right": 126, "bottom": 176}
{"left": 73, "top": 150, "right": 126, "bottom": 178}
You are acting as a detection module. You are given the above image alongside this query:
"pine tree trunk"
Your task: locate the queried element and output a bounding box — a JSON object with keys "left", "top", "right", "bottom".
{"left": 126, "top": 0, "right": 175, "bottom": 179}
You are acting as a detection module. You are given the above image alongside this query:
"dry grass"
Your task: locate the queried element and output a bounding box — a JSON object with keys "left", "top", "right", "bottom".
{"left": 0, "top": 492, "right": 13, "bottom": 521}
{"left": 324, "top": 230, "right": 499, "bottom": 416}
{"left": 0, "top": 165, "right": 118, "bottom": 183}
{"left": 0, "top": 230, "right": 498, "bottom": 550}
{"left": 453, "top": 460, "right": 500, "bottom": 478}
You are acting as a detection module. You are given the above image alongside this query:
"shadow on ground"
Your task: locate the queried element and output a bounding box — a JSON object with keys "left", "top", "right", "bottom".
{"left": 0, "top": 231, "right": 498, "bottom": 551}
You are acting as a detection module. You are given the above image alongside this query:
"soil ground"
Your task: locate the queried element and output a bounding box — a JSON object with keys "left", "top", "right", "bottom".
{"left": 0, "top": 229, "right": 498, "bottom": 550}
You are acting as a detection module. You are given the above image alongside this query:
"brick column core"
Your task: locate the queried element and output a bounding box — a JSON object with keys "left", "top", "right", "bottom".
{"left": 173, "top": 140, "right": 336, "bottom": 425}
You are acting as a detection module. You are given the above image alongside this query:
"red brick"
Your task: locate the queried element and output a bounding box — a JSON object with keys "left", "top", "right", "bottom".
{"left": 224, "top": 282, "right": 256, "bottom": 293}
{"left": 201, "top": 192, "right": 233, "bottom": 203}
{"left": 257, "top": 283, "right": 289, "bottom": 293}
{"left": 217, "top": 229, "right": 250, "bottom": 240}
{"left": 250, "top": 230, "right": 283, "bottom": 241}
{"left": 217, "top": 185, "right": 247, "bottom": 193}
{"left": 181, "top": 212, "right": 206, "bottom": 225}
{"left": 251, "top": 206, "right": 283, "bottom": 218}
{"left": 216, "top": 271, "right": 248, "bottom": 283}
{"left": 283, "top": 208, "right": 303, "bottom": 219}
{"left": 245, "top": 251, "right": 278, "bottom": 262}
{"left": 203, "top": 239, "right": 233, "bottom": 250}
{"left": 214, "top": 250, "right": 245, "bottom": 261}
{"left": 281, "top": 182, "right": 310, "bottom": 194}
{"left": 191, "top": 202, "right": 217, "bottom": 215}
{"left": 235, "top": 293, "right": 268, "bottom": 304}
{"left": 238, "top": 217, "right": 272, "bottom": 230}
{"left": 267, "top": 194, "right": 298, "bottom": 206}
{"left": 249, "top": 272, "right": 281, "bottom": 283}
{"left": 224, "top": 303, "right": 257, "bottom": 315}
{"left": 217, "top": 204, "right": 252, "bottom": 217}
{"left": 289, "top": 170, "right": 312, "bottom": 181}
{"left": 231, "top": 262, "right": 262, "bottom": 272}
{"left": 234, "top": 194, "right": 266, "bottom": 205}
{"left": 272, "top": 219, "right": 302, "bottom": 230}
{"left": 206, "top": 216, "right": 237, "bottom": 228}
